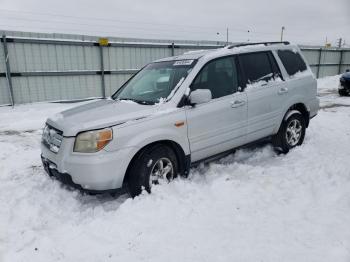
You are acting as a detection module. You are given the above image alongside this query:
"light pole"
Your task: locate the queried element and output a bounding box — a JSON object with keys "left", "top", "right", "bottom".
{"left": 280, "top": 26, "right": 285, "bottom": 42}
{"left": 226, "top": 28, "right": 229, "bottom": 45}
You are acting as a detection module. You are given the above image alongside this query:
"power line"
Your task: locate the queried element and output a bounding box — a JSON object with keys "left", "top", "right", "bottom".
{"left": 0, "top": 8, "right": 309, "bottom": 40}
{"left": 0, "top": 23, "right": 228, "bottom": 41}
{"left": 0, "top": 8, "right": 249, "bottom": 33}
{"left": 0, "top": 8, "right": 325, "bottom": 44}
{"left": 0, "top": 15, "right": 226, "bottom": 36}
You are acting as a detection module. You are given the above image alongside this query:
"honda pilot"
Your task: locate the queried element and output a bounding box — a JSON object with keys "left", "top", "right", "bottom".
{"left": 41, "top": 42, "right": 319, "bottom": 197}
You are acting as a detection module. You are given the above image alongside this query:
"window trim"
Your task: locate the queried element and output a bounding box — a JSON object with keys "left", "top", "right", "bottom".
{"left": 189, "top": 54, "right": 243, "bottom": 100}
{"left": 267, "top": 51, "right": 284, "bottom": 81}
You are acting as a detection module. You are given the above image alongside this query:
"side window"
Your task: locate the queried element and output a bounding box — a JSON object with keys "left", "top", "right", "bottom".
{"left": 192, "top": 56, "right": 239, "bottom": 99}
{"left": 277, "top": 50, "right": 307, "bottom": 76}
{"left": 239, "top": 52, "right": 274, "bottom": 85}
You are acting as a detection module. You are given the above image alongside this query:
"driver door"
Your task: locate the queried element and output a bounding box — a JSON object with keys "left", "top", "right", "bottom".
{"left": 185, "top": 56, "right": 248, "bottom": 162}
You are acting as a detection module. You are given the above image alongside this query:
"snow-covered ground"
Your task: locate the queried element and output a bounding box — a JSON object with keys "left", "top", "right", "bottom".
{"left": 1, "top": 75, "right": 350, "bottom": 262}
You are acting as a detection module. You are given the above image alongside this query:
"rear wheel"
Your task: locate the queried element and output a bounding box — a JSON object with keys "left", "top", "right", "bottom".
{"left": 272, "top": 112, "right": 306, "bottom": 154}
{"left": 127, "top": 144, "right": 178, "bottom": 197}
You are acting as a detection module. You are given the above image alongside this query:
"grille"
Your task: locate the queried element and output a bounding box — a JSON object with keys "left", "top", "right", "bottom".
{"left": 42, "top": 124, "right": 63, "bottom": 153}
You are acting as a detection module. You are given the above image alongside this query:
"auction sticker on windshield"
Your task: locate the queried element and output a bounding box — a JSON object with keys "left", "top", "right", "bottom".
{"left": 173, "top": 60, "right": 194, "bottom": 66}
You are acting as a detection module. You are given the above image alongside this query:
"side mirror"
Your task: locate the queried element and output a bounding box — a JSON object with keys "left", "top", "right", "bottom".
{"left": 189, "top": 89, "right": 212, "bottom": 105}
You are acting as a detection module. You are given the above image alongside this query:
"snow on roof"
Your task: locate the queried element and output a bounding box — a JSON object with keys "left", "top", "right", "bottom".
{"left": 154, "top": 49, "right": 214, "bottom": 62}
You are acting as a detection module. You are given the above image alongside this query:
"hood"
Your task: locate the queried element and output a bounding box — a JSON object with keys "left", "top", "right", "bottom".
{"left": 46, "top": 99, "right": 156, "bottom": 136}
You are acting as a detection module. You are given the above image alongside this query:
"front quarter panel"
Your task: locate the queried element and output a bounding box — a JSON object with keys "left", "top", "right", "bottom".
{"left": 105, "top": 108, "right": 190, "bottom": 156}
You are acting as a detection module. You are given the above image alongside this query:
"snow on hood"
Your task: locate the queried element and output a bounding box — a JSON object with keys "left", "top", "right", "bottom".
{"left": 46, "top": 99, "right": 156, "bottom": 136}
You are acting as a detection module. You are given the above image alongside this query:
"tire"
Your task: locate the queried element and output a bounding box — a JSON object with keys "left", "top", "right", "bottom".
{"left": 127, "top": 144, "right": 178, "bottom": 197}
{"left": 272, "top": 112, "right": 306, "bottom": 154}
{"left": 338, "top": 89, "right": 349, "bottom": 96}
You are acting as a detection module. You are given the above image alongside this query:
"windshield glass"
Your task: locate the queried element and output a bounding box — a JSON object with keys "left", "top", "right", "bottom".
{"left": 112, "top": 60, "right": 196, "bottom": 104}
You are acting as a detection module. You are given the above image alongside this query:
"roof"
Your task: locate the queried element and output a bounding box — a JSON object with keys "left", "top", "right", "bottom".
{"left": 154, "top": 50, "right": 214, "bottom": 62}
{"left": 154, "top": 42, "right": 298, "bottom": 63}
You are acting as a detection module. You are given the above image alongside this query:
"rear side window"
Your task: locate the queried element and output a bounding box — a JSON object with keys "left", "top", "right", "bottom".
{"left": 239, "top": 52, "right": 274, "bottom": 85}
{"left": 277, "top": 50, "right": 307, "bottom": 76}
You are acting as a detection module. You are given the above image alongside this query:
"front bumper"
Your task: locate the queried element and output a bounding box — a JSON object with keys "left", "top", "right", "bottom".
{"left": 41, "top": 156, "right": 127, "bottom": 194}
{"left": 41, "top": 138, "right": 138, "bottom": 191}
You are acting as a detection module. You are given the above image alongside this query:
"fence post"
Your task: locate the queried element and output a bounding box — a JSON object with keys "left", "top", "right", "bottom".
{"left": 316, "top": 48, "right": 322, "bottom": 78}
{"left": 171, "top": 42, "right": 175, "bottom": 56}
{"left": 99, "top": 45, "right": 106, "bottom": 98}
{"left": 338, "top": 49, "right": 344, "bottom": 74}
{"left": 2, "top": 35, "right": 15, "bottom": 106}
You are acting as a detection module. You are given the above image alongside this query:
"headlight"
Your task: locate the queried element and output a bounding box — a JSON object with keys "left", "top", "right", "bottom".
{"left": 74, "top": 128, "right": 113, "bottom": 153}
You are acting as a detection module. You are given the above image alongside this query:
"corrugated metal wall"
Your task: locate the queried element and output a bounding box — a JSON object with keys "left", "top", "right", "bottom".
{"left": 301, "top": 47, "right": 350, "bottom": 78}
{"left": 1, "top": 30, "right": 350, "bottom": 105}
{"left": 0, "top": 41, "right": 11, "bottom": 105}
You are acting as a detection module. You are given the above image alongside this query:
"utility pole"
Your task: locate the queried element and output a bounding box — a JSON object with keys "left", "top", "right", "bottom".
{"left": 337, "top": 38, "right": 343, "bottom": 48}
{"left": 226, "top": 27, "right": 229, "bottom": 45}
{"left": 280, "top": 26, "right": 285, "bottom": 42}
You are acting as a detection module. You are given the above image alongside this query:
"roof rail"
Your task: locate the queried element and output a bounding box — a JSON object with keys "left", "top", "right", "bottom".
{"left": 227, "top": 41, "right": 290, "bottom": 49}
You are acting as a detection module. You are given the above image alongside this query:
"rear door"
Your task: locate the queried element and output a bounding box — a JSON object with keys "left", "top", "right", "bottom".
{"left": 238, "top": 51, "right": 285, "bottom": 143}
{"left": 186, "top": 56, "right": 248, "bottom": 162}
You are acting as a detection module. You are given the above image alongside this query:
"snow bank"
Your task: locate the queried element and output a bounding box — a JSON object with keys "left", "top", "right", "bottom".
{"left": 0, "top": 101, "right": 91, "bottom": 132}
{"left": 316, "top": 75, "right": 350, "bottom": 109}
{"left": 317, "top": 74, "right": 341, "bottom": 92}
{"left": 1, "top": 75, "right": 350, "bottom": 262}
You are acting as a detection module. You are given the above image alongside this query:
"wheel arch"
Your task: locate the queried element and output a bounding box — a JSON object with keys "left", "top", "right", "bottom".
{"left": 122, "top": 140, "right": 190, "bottom": 186}
{"left": 275, "top": 102, "right": 310, "bottom": 134}
{"left": 287, "top": 103, "right": 310, "bottom": 127}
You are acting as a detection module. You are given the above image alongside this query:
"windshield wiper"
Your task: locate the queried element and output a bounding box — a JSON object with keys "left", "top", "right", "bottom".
{"left": 117, "top": 98, "right": 154, "bottom": 105}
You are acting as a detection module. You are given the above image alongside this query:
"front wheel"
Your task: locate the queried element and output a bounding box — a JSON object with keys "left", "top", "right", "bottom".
{"left": 127, "top": 144, "right": 178, "bottom": 197}
{"left": 272, "top": 112, "right": 306, "bottom": 154}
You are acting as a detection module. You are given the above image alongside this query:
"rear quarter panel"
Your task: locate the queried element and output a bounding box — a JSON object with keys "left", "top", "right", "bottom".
{"left": 272, "top": 74, "right": 317, "bottom": 134}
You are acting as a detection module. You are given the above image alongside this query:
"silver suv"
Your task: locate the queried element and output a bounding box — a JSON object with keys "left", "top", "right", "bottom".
{"left": 41, "top": 42, "right": 319, "bottom": 196}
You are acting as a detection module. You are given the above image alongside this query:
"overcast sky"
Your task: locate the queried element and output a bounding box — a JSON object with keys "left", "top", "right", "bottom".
{"left": 0, "top": 0, "right": 349, "bottom": 46}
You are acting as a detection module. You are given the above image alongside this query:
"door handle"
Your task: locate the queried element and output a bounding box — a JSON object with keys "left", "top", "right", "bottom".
{"left": 278, "top": 87, "right": 288, "bottom": 95}
{"left": 231, "top": 100, "right": 246, "bottom": 108}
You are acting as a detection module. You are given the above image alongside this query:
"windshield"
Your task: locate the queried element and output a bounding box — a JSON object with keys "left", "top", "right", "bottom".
{"left": 112, "top": 60, "right": 196, "bottom": 104}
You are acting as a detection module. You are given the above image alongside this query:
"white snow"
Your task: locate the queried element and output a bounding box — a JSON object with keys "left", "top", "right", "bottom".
{"left": 1, "top": 75, "right": 350, "bottom": 262}
{"left": 183, "top": 50, "right": 206, "bottom": 55}
{"left": 245, "top": 75, "right": 283, "bottom": 89}
{"left": 118, "top": 99, "right": 138, "bottom": 104}
{"left": 289, "top": 69, "right": 313, "bottom": 79}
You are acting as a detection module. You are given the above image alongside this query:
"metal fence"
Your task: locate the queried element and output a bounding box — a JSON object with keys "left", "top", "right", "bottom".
{"left": 1, "top": 30, "right": 350, "bottom": 106}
